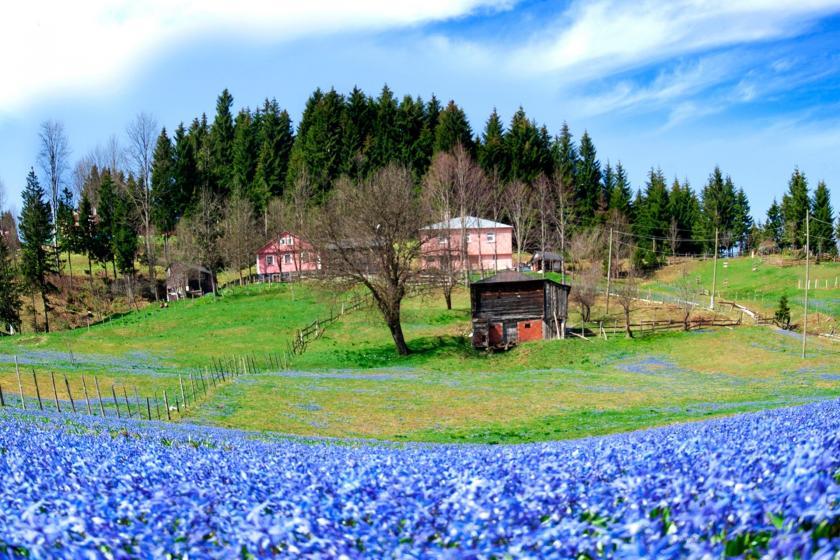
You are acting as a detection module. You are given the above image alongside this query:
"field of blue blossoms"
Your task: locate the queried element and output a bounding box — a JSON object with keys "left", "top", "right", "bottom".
{"left": 0, "top": 401, "right": 838, "bottom": 559}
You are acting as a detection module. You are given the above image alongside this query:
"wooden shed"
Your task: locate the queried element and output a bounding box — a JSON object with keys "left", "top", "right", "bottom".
{"left": 470, "top": 271, "right": 570, "bottom": 350}
{"left": 165, "top": 263, "right": 214, "bottom": 301}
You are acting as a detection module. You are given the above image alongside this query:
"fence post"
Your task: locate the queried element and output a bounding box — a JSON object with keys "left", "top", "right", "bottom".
{"left": 146, "top": 397, "right": 152, "bottom": 421}
{"left": 50, "top": 372, "right": 62, "bottom": 413}
{"left": 32, "top": 370, "right": 43, "bottom": 411}
{"left": 94, "top": 376, "right": 106, "bottom": 416}
{"left": 208, "top": 367, "right": 216, "bottom": 388}
{"left": 179, "top": 374, "right": 187, "bottom": 408}
{"left": 154, "top": 392, "right": 161, "bottom": 420}
{"left": 123, "top": 387, "right": 133, "bottom": 418}
{"left": 15, "top": 356, "right": 25, "bottom": 410}
{"left": 163, "top": 390, "right": 171, "bottom": 420}
{"left": 0, "top": 384, "right": 5, "bottom": 407}
{"left": 81, "top": 375, "right": 92, "bottom": 415}
{"left": 189, "top": 372, "right": 197, "bottom": 402}
{"left": 63, "top": 374, "right": 76, "bottom": 413}
{"left": 111, "top": 386, "right": 121, "bottom": 419}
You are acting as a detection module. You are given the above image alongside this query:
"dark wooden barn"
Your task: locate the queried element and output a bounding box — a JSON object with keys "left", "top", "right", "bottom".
{"left": 470, "top": 271, "right": 570, "bottom": 350}
{"left": 165, "top": 263, "right": 215, "bottom": 301}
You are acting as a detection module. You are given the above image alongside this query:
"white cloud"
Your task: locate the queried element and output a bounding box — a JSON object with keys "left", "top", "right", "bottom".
{"left": 507, "top": 0, "right": 840, "bottom": 78}
{"left": 0, "top": 0, "right": 512, "bottom": 111}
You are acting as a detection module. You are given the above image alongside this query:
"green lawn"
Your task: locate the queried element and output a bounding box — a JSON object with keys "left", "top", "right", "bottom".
{"left": 0, "top": 275, "right": 837, "bottom": 443}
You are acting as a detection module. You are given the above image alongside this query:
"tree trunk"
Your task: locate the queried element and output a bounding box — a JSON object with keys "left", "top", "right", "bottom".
{"left": 443, "top": 283, "right": 452, "bottom": 311}
{"left": 387, "top": 315, "right": 410, "bottom": 356}
{"left": 624, "top": 309, "right": 633, "bottom": 339}
{"left": 41, "top": 288, "right": 50, "bottom": 333}
{"left": 87, "top": 252, "right": 94, "bottom": 295}
{"left": 31, "top": 291, "right": 37, "bottom": 332}
{"left": 67, "top": 248, "right": 73, "bottom": 291}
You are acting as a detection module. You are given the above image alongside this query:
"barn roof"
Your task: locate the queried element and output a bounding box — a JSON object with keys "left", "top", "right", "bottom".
{"left": 529, "top": 251, "right": 564, "bottom": 262}
{"left": 472, "top": 271, "right": 571, "bottom": 289}
{"left": 422, "top": 216, "right": 511, "bottom": 230}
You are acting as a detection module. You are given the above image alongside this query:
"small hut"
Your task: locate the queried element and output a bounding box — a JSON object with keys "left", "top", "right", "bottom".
{"left": 528, "top": 251, "right": 564, "bottom": 273}
{"left": 470, "top": 271, "right": 570, "bottom": 350}
{"left": 166, "top": 263, "right": 214, "bottom": 301}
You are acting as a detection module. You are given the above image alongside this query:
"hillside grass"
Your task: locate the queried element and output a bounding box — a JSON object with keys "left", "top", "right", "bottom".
{"left": 0, "top": 265, "right": 837, "bottom": 443}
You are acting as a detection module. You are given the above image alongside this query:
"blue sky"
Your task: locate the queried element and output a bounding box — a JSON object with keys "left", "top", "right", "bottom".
{"left": 1, "top": 0, "right": 839, "bottom": 220}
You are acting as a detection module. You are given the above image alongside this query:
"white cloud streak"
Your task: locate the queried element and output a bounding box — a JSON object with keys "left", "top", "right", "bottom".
{"left": 0, "top": 0, "right": 512, "bottom": 110}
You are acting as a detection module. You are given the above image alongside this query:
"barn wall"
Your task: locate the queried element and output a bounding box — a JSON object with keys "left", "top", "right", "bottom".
{"left": 474, "top": 285, "right": 544, "bottom": 320}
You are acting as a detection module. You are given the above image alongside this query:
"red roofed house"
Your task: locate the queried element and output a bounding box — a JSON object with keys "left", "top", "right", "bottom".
{"left": 256, "top": 232, "right": 320, "bottom": 281}
{"left": 420, "top": 216, "right": 514, "bottom": 272}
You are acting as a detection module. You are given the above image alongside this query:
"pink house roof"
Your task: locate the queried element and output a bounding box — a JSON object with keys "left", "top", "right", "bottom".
{"left": 421, "top": 216, "right": 511, "bottom": 230}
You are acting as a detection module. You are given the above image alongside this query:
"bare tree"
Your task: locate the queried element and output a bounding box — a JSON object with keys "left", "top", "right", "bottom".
{"left": 38, "top": 120, "right": 70, "bottom": 267}
{"left": 674, "top": 269, "right": 696, "bottom": 331}
{"left": 505, "top": 180, "right": 534, "bottom": 268}
{"left": 307, "top": 164, "right": 428, "bottom": 355}
{"left": 669, "top": 218, "right": 679, "bottom": 260}
{"left": 616, "top": 265, "right": 639, "bottom": 338}
{"left": 572, "top": 262, "right": 601, "bottom": 323}
{"left": 534, "top": 174, "right": 554, "bottom": 272}
{"left": 174, "top": 188, "right": 222, "bottom": 294}
{"left": 127, "top": 113, "right": 159, "bottom": 296}
{"left": 553, "top": 173, "right": 574, "bottom": 282}
{"left": 220, "top": 193, "right": 259, "bottom": 286}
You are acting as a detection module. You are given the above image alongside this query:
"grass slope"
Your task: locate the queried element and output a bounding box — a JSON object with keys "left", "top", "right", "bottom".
{"left": 0, "top": 274, "right": 837, "bottom": 444}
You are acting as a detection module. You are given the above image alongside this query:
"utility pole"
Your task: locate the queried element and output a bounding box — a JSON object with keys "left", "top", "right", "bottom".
{"left": 605, "top": 228, "right": 613, "bottom": 316}
{"left": 709, "top": 228, "right": 719, "bottom": 310}
{"left": 802, "top": 212, "right": 810, "bottom": 359}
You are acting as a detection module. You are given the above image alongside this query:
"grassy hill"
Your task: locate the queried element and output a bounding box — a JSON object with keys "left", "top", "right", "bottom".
{"left": 0, "top": 266, "right": 836, "bottom": 443}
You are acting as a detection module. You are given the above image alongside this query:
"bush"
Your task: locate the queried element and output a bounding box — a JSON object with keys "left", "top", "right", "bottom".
{"left": 775, "top": 295, "right": 791, "bottom": 329}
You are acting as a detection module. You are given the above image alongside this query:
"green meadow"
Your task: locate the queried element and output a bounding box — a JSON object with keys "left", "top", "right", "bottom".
{"left": 0, "top": 259, "right": 837, "bottom": 443}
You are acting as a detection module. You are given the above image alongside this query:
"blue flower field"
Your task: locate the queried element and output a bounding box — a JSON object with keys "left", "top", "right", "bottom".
{"left": 0, "top": 401, "right": 838, "bottom": 558}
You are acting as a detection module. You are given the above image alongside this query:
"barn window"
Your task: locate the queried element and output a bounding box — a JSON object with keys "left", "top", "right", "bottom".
{"left": 265, "top": 255, "right": 274, "bottom": 265}
{"left": 524, "top": 322, "right": 531, "bottom": 328}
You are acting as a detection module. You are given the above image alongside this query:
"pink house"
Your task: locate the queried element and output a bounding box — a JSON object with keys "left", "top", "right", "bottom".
{"left": 420, "top": 216, "right": 514, "bottom": 272}
{"left": 255, "top": 232, "right": 320, "bottom": 281}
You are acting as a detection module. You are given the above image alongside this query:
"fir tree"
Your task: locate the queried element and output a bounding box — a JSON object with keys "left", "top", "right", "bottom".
{"left": 210, "top": 88, "right": 235, "bottom": 195}
{"left": 286, "top": 88, "right": 345, "bottom": 198}
{"left": 77, "top": 193, "right": 98, "bottom": 292}
{"left": 733, "top": 188, "right": 753, "bottom": 253}
{"left": 668, "top": 178, "right": 701, "bottom": 254}
{"left": 231, "top": 109, "right": 257, "bottom": 199}
{"left": 765, "top": 200, "right": 784, "bottom": 248}
{"left": 575, "top": 131, "right": 601, "bottom": 225}
{"left": 433, "top": 100, "right": 473, "bottom": 154}
{"left": 19, "top": 168, "right": 54, "bottom": 332}
{"left": 700, "top": 166, "right": 736, "bottom": 253}
{"left": 341, "top": 87, "right": 373, "bottom": 177}
{"left": 172, "top": 123, "right": 197, "bottom": 220}
{"left": 55, "top": 186, "right": 79, "bottom": 287}
{"left": 254, "top": 100, "right": 294, "bottom": 201}
{"left": 396, "top": 95, "right": 430, "bottom": 178}
{"left": 506, "top": 108, "right": 551, "bottom": 184}
{"left": 781, "top": 168, "right": 810, "bottom": 249}
{"left": 775, "top": 295, "right": 791, "bottom": 329}
{"left": 368, "top": 85, "right": 400, "bottom": 170}
{"left": 609, "top": 161, "right": 633, "bottom": 220}
{"left": 151, "top": 128, "right": 177, "bottom": 244}
{"left": 478, "top": 108, "right": 508, "bottom": 179}
{"left": 95, "top": 171, "right": 118, "bottom": 276}
{"left": 811, "top": 180, "right": 836, "bottom": 256}
{"left": 113, "top": 191, "right": 139, "bottom": 283}
{"left": 553, "top": 122, "right": 577, "bottom": 217}
{"left": 0, "top": 234, "right": 21, "bottom": 333}
{"left": 637, "top": 168, "right": 670, "bottom": 251}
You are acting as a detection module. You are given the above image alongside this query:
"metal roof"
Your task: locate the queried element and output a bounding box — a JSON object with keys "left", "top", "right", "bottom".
{"left": 422, "top": 216, "right": 511, "bottom": 230}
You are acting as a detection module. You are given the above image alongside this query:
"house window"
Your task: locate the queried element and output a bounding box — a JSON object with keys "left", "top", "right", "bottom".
{"left": 437, "top": 235, "right": 448, "bottom": 244}
{"left": 465, "top": 233, "right": 472, "bottom": 244}
{"left": 284, "top": 253, "right": 292, "bottom": 264}
{"left": 265, "top": 255, "right": 274, "bottom": 265}
{"left": 279, "top": 238, "right": 285, "bottom": 245}
{"left": 486, "top": 232, "right": 496, "bottom": 243}
{"left": 301, "top": 251, "right": 308, "bottom": 262}
{"left": 286, "top": 236, "right": 294, "bottom": 246}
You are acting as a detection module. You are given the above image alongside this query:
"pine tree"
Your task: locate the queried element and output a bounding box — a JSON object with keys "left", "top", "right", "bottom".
{"left": 95, "top": 171, "right": 117, "bottom": 276}
{"left": 553, "top": 122, "right": 577, "bottom": 213}
{"left": 367, "top": 85, "right": 399, "bottom": 170}
{"left": 700, "top": 166, "right": 736, "bottom": 253}
{"left": 286, "top": 88, "right": 345, "bottom": 198}
{"left": 113, "top": 190, "right": 139, "bottom": 302}
{"left": 433, "top": 100, "right": 473, "bottom": 154}
{"left": 781, "top": 168, "right": 810, "bottom": 250}
{"left": 575, "top": 131, "right": 601, "bottom": 225}
{"left": 609, "top": 161, "right": 633, "bottom": 220}
{"left": 55, "top": 186, "right": 79, "bottom": 288}
{"left": 19, "top": 168, "right": 54, "bottom": 332}
{"left": 341, "top": 87, "right": 373, "bottom": 177}
{"left": 478, "top": 108, "right": 508, "bottom": 179}
{"left": 151, "top": 128, "right": 178, "bottom": 252}
{"left": 505, "top": 108, "right": 551, "bottom": 184}
{"left": 0, "top": 234, "right": 21, "bottom": 333}
{"left": 668, "top": 178, "right": 701, "bottom": 254}
{"left": 172, "top": 123, "right": 197, "bottom": 221}
{"left": 77, "top": 193, "right": 98, "bottom": 291}
{"left": 637, "top": 168, "right": 670, "bottom": 245}
{"left": 811, "top": 180, "right": 836, "bottom": 256}
{"left": 210, "top": 88, "right": 235, "bottom": 196}
{"left": 765, "top": 200, "right": 784, "bottom": 248}
{"left": 231, "top": 109, "right": 257, "bottom": 199}
{"left": 733, "top": 188, "right": 753, "bottom": 253}
{"left": 396, "top": 95, "right": 429, "bottom": 178}
{"left": 254, "top": 100, "right": 294, "bottom": 202}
